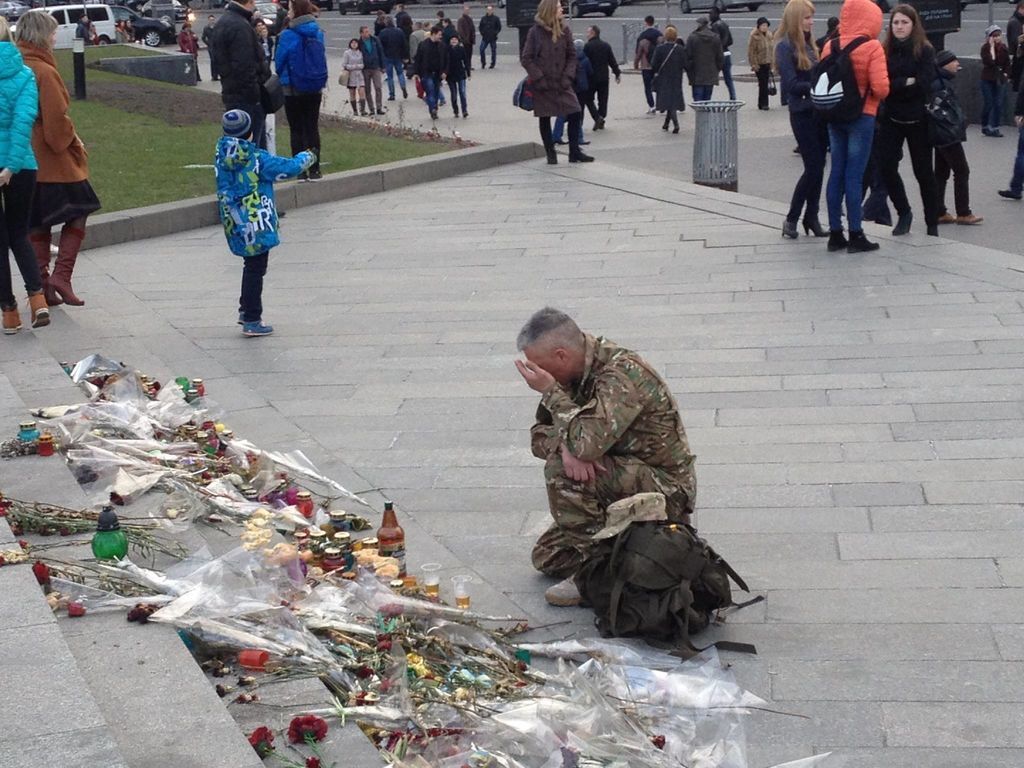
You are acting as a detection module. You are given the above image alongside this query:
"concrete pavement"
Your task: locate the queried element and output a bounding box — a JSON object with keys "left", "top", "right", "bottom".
{"left": 3, "top": 153, "right": 1024, "bottom": 766}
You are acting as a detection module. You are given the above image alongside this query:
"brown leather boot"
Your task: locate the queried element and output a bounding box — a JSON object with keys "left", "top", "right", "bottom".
{"left": 49, "top": 224, "right": 86, "bottom": 306}
{"left": 2, "top": 306, "right": 20, "bottom": 335}
{"left": 29, "top": 231, "right": 61, "bottom": 307}
{"left": 28, "top": 292, "right": 50, "bottom": 328}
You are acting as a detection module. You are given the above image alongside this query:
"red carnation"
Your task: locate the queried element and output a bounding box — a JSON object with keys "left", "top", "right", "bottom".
{"left": 651, "top": 735, "right": 666, "bottom": 750}
{"left": 306, "top": 758, "right": 322, "bottom": 768}
{"left": 247, "top": 725, "right": 275, "bottom": 757}
{"left": 288, "top": 715, "right": 328, "bottom": 744}
{"left": 32, "top": 561, "right": 51, "bottom": 586}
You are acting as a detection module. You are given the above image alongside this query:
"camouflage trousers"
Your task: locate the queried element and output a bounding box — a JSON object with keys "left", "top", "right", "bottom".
{"left": 531, "top": 452, "right": 696, "bottom": 579}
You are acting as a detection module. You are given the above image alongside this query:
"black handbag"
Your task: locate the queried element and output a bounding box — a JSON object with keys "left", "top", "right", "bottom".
{"left": 260, "top": 74, "right": 285, "bottom": 113}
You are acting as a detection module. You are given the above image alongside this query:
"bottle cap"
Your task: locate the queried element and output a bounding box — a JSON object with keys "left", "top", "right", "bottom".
{"left": 96, "top": 505, "right": 121, "bottom": 531}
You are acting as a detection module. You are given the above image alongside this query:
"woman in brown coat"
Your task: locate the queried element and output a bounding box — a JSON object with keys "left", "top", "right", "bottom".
{"left": 520, "top": 0, "right": 592, "bottom": 164}
{"left": 15, "top": 10, "right": 100, "bottom": 307}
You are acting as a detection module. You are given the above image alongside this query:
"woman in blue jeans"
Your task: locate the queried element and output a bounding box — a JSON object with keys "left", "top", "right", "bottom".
{"left": 776, "top": 0, "right": 827, "bottom": 239}
{"left": 980, "top": 25, "right": 1011, "bottom": 136}
{"left": 822, "top": 0, "right": 890, "bottom": 253}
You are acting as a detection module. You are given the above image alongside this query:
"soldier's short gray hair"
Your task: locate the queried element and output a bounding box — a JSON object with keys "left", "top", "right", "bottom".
{"left": 517, "top": 308, "right": 584, "bottom": 352}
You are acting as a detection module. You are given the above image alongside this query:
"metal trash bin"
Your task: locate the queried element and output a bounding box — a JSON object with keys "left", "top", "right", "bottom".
{"left": 691, "top": 100, "right": 744, "bottom": 192}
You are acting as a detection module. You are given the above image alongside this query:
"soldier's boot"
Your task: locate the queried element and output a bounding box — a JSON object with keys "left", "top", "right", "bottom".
{"left": 544, "top": 578, "right": 581, "bottom": 607}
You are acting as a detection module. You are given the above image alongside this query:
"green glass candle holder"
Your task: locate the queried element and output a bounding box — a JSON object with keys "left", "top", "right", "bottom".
{"left": 91, "top": 506, "right": 128, "bottom": 561}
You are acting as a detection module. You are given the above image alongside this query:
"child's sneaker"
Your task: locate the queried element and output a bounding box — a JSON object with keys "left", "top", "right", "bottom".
{"left": 242, "top": 321, "right": 274, "bottom": 337}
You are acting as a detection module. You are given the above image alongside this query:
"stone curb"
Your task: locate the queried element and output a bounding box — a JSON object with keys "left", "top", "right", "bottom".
{"left": 85, "top": 141, "right": 545, "bottom": 250}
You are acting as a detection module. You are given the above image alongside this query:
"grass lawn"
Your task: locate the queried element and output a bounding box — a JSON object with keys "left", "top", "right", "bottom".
{"left": 52, "top": 48, "right": 451, "bottom": 212}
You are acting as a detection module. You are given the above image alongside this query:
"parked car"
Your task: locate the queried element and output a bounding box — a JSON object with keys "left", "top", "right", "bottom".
{"left": 312, "top": 0, "right": 334, "bottom": 11}
{"left": 679, "top": 0, "right": 762, "bottom": 12}
{"left": 16, "top": 3, "right": 118, "bottom": 47}
{"left": 254, "top": 1, "right": 286, "bottom": 34}
{"left": 111, "top": 4, "right": 175, "bottom": 45}
{"left": 337, "top": 0, "right": 390, "bottom": 14}
{"left": 0, "top": 1, "right": 29, "bottom": 21}
{"left": 569, "top": 0, "right": 617, "bottom": 17}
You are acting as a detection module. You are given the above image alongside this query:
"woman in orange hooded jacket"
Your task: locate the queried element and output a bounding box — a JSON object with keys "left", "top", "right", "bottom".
{"left": 821, "top": 0, "right": 890, "bottom": 253}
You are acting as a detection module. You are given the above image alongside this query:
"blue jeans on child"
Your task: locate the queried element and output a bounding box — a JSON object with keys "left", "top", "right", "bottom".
{"left": 385, "top": 57, "right": 406, "bottom": 98}
{"left": 826, "top": 114, "right": 875, "bottom": 233}
{"left": 980, "top": 80, "right": 1005, "bottom": 132}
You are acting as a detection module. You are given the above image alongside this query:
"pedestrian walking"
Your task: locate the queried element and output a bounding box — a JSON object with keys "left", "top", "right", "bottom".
{"left": 212, "top": 0, "right": 271, "bottom": 148}
{"left": 179, "top": 21, "right": 201, "bottom": 81}
{"left": 582, "top": 24, "right": 620, "bottom": 129}
{"left": 456, "top": 4, "right": 475, "bottom": 71}
{"left": 651, "top": 26, "right": 685, "bottom": 133}
{"left": 747, "top": 17, "right": 773, "bottom": 110}
{"left": 446, "top": 34, "right": 470, "bottom": 117}
{"left": 478, "top": 4, "right": 501, "bottom": 68}
{"left": 378, "top": 15, "right": 409, "bottom": 100}
{"left": 821, "top": 0, "right": 889, "bottom": 253}
{"left": 0, "top": 17, "right": 48, "bottom": 334}
{"left": 1008, "top": 0, "right": 1024, "bottom": 89}
{"left": 359, "top": 25, "right": 386, "bottom": 115}
{"left": 776, "top": 0, "right": 827, "bottom": 239}
{"left": 15, "top": 10, "right": 101, "bottom": 307}
{"left": 341, "top": 38, "right": 367, "bottom": 115}
{"left": 635, "top": 15, "right": 661, "bottom": 113}
{"left": 708, "top": 7, "right": 736, "bottom": 100}
{"left": 202, "top": 14, "right": 219, "bottom": 81}
{"left": 980, "top": 25, "right": 1011, "bottom": 136}
{"left": 879, "top": 4, "right": 939, "bottom": 237}
{"left": 553, "top": 38, "right": 592, "bottom": 145}
{"left": 413, "top": 24, "right": 446, "bottom": 119}
{"left": 521, "top": 0, "right": 592, "bottom": 164}
{"left": 275, "top": 0, "right": 327, "bottom": 180}
{"left": 684, "top": 16, "right": 722, "bottom": 102}
{"left": 395, "top": 3, "right": 413, "bottom": 38}
{"left": 930, "top": 50, "right": 981, "bottom": 225}
{"left": 997, "top": 71, "right": 1024, "bottom": 199}
{"left": 215, "top": 109, "right": 314, "bottom": 337}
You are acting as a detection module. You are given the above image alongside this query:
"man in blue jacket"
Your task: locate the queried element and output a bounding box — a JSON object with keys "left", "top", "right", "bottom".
{"left": 359, "top": 25, "right": 386, "bottom": 115}
{"left": 378, "top": 16, "right": 408, "bottom": 100}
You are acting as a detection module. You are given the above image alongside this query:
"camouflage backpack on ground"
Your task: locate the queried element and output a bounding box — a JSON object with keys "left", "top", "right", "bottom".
{"left": 574, "top": 521, "right": 760, "bottom": 656}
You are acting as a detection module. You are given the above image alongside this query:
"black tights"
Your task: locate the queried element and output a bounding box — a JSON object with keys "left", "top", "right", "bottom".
{"left": 0, "top": 170, "right": 42, "bottom": 309}
{"left": 539, "top": 112, "right": 583, "bottom": 155}
{"left": 878, "top": 118, "right": 938, "bottom": 229}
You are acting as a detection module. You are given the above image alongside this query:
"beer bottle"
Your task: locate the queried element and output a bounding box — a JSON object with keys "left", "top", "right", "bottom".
{"left": 376, "top": 501, "right": 406, "bottom": 577}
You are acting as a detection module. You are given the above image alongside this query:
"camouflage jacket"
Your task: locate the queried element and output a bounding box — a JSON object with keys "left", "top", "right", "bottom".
{"left": 530, "top": 334, "right": 695, "bottom": 472}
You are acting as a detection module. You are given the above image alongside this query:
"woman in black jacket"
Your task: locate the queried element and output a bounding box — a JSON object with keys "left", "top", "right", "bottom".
{"left": 775, "top": 0, "right": 827, "bottom": 238}
{"left": 879, "top": 4, "right": 939, "bottom": 236}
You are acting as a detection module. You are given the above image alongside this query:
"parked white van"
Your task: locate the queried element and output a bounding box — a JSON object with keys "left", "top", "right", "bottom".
{"left": 34, "top": 4, "right": 118, "bottom": 49}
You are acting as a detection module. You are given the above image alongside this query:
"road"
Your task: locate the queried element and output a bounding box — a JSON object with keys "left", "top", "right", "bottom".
{"left": 193, "top": 0, "right": 1024, "bottom": 63}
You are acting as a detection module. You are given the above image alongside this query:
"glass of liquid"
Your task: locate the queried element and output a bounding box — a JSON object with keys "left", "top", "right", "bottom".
{"left": 451, "top": 574, "right": 473, "bottom": 609}
{"left": 421, "top": 563, "right": 442, "bottom": 598}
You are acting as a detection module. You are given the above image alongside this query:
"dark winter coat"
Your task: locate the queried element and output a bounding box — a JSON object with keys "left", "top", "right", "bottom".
{"left": 212, "top": 2, "right": 270, "bottom": 107}
{"left": 583, "top": 36, "right": 620, "bottom": 84}
{"left": 574, "top": 46, "right": 592, "bottom": 94}
{"left": 684, "top": 26, "right": 722, "bottom": 87}
{"left": 479, "top": 13, "right": 502, "bottom": 42}
{"left": 651, "top": 39, "right": 685, "bottom": 112}
{"left": 446, "top": 42, "right": 470, "bottom": 81}
{"left": 980, "top": 39, "right": 1011, "bottom": 82}
{"left": 1009, "top": 11, "right": 1024, "bottom": 59}
{"left": 882, "top": 38, "right": 935, "bottom": 123}
{"left": 414, "top": 37, "right": 447, "bottom": 78}
{"left": 395, "top": 10, "right": 412, "bottom": 36}
{"left": 711, "top": 19, "right": 732, "bottom": 50}
{"left": 521, "top": 22, "right": 580, "bottom": 118}
{"left": 775, "top": 34, "right": 817, "bottom": 113}
{"left": 360, "top": 34, "right": 385, "bottom": 70}
{"left": 379, "top": 26, "right": 408, "bottom": 60}
{"left": 457, "top": 13, "right": 475, "bottom": 45}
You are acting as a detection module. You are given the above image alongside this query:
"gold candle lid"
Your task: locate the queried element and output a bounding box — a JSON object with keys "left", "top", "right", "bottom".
{"left": 333, "top": 532, "right": 352, "bottom": 545}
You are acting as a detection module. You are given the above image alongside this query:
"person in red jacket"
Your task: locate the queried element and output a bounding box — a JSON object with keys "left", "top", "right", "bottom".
{"left": 822, "top": 0, "right": 890, "bottom": 253}
{"left": 178, "top": 21, "right": 201, "bottom": 82}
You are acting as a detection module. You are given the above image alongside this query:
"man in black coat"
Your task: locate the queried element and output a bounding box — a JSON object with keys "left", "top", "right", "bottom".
{"left": 201, "top": 15, "right": 219, "bottom": 81}
{"left": 582, "top": 25, "right": 620, "bottom": 130}
{"left": 478, "top": 4, "right": 501, "bottom": 69}
{"left": 212, "top": 0, "right": 271, "bottom": 147}
{"left": 379, "top": 16, "right": 409, "bottom": 100}
{"left": 414, "top": 25, "right": 448, "bottom": 120}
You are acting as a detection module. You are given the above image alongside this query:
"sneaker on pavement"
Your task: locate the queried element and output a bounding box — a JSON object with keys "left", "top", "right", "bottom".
{"left": 242, "top": 321, "right": 274, "bottom": 337}
{"left": 544, "top": 577, "right": 581, "bottom": 607}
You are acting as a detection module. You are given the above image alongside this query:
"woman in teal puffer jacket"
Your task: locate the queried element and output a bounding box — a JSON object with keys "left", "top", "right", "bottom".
{"left": 0, "top": 17, "right": 48, "bottom": 335}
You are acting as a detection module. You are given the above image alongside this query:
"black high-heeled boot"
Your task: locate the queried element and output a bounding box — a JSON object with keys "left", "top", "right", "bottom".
{"left": 847, "top": 230, "right": 880, "bottom": 253}
{"left": 827, "top": 230, "right": 848, "bottom": 252}
{"left": 546, "top": 147, "right": 558, "bottom": 165}
{"left": 802, "top": 216, "right": 826, "bottom": 237}
{"left": 892, "top": 211, "right": 912, "bottom": 236}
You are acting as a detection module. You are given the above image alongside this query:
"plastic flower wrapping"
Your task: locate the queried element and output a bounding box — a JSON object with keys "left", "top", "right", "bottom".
{"left": 2, "top": 354, "right": 835, "bottom": 768}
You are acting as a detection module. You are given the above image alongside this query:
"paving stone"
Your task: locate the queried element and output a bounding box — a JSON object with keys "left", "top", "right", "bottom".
{"left": 996, "top": 558, "right": 1024, "bottom": 586}
{"left": 923, "top": 481, "right": 1024, "bottom": 504}
{"left": 870, "top": 505, "right": 1024, "bottom": 532}
{"left": 839, "top": 531, "right": 1024, "bottom": 560}
{"left": 766, "top": 588, "right": 1024, "bottom": 624}
{"left": 734, "top": 558, "right": 1000, "bottom": 590}
{"left": 819, "top": 748, "right": 1024, "bottom": 767}
{"left": 699, "top": 507, "right": 869, "bottom": 534}
{"left": 992, "top": 624, "right": 1024, "bottom": 660}
{"left": 883, "top": 702, "right": 1024, "bottom": 748}
{"left": 0, "top": 727, "right": 127, "bottom": 768}
{"left": 0, "top": 563, "right": 64, "bottom": 630}
{"left": 831, "top": 483, "right": 924, "bottom": 506}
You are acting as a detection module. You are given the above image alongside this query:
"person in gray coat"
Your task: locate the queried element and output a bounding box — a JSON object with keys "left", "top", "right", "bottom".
{"left": 521, "top": 0, "right": 593, "bottom": 165}
{"left": 651, "top": 26, "right": 686, "bottom": 133}
{"left": 684, "top": 16, "right": 722, "bottom": 102}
